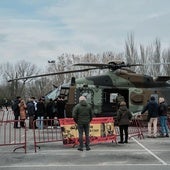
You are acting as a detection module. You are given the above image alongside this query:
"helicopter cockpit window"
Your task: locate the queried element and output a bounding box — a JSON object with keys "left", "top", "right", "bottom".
{"left": 110, "top": 93, "right": 118, "bottom": 103}
{"left": 45, "top": 86, "right": 61, "bottom": 100}
{"left": 60, "top": 88, "right": 69, "bottom": 101}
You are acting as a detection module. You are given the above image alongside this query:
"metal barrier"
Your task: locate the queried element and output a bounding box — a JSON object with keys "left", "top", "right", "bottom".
{"left": 0, "top": 109, "right": 5, "bottom": 125}
{"left": 6, "top": 110, "right": 14, "bottom": 121}
{"left": 0, "top": 120, "right": 27, "bottom": 153}
{"left": 128, "top": 118, "right": 144, "bottom": 139}
{"left": 0, "top": 116, "right": 169, "bottom": 153}
{"left": 59, "top": 117, "right": 117, "bottom": 147}
{"left": 33, "top": 119, "right": 63, "bottom": 152}
{"left": 115, "top": 118, "right": 144, "bottom": 140}
{"left": 0, "top": 109, "right": 14, "bottom": 123}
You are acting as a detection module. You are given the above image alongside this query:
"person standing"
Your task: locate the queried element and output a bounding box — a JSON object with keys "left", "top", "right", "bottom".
{"left": 72, "top": 96, "right": 93, "bottom": 151}
{"left": 116, "top": 93, "right": 125, "bottom": 111}
{"left": 158, "top": 97, "right": 169, "bottom": 137}
{"left": 36, "top": 98, "right": 46, "bottom": 130}
{"left": 18, "top": 99, "right": 27, "bottom": 128}
{"left": 141, "top": 96, "right": 159, "bottom": 138}
{"left": 57, "top": 95, "right": 65, "bottom": 118}
{"left": 27, "top": 97, "right": 36, "bottom": 129}
{"left": 46, "top": 99, "right": 55, "bottom": 126}
{"left": 12, "top": 96, "right": 21, "bottom": 128}
{"left": 117, "top": 101, "right": 132, "bottom": 143}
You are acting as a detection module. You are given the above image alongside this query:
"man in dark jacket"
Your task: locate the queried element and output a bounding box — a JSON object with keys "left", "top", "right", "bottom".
{"left": 36, "top": 98, "right": 46, "bottom": 129}
{"left": 117, "top": 101, "right": 132, "bottom": 143}
{"left": 141, "top": 96, "right": 159, "bottom": 138}
{"left": 27, "top": 97, "right": 36, "bottom": 129}
{"left": 72, "top": 96, "right": 93, "bottom": 151}
{"left": 12, "top": 96, "right": 21, "bottom": 128}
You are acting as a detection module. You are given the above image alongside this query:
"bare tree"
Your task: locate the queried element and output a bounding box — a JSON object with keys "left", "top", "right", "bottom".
{"left": 27, "top": 77, "right": 52, "bottom": 99}
{"left": 125, "top": 33, "right": 139, "bottom": 72}
{"left": 162, "top": 48, "right": 170, "bottom": 75}
{"left": 153, "top": 38, "right": 161, "bottom": 76}
{"left": 2, "top": 61, "right": 39, "bottom": 99}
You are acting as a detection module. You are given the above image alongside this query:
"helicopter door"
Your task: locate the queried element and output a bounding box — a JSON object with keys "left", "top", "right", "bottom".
{"left": 102, "top": 89, "right": 129, "bottom": 116}
{"left": 110, "top": 93, "right": 118, "bottom": 112}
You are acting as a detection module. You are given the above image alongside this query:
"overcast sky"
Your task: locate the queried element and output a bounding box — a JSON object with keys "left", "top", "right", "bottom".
{"left": 0, "top": 0, "right": 170, "bottom": 69}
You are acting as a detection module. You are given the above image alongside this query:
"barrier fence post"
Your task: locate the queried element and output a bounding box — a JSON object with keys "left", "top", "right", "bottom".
{"left": 33, "top": 119, "right": 63, "bottom": 152}
{"left": 0, "top": 120, "right": 27, "bottom": 153}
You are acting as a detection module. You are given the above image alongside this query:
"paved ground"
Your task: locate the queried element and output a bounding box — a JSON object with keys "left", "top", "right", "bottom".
{"left": 0, "top": 108, "right": 170, "bottom": 170}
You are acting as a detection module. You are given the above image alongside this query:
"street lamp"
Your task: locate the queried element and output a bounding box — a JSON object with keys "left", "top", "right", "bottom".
{"left": 48, "top": 60, "right": 55, "bottom": 63}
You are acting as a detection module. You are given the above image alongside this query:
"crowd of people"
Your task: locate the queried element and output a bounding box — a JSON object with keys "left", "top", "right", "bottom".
{"left": 10, "top": 93, "right": 169, "bottom": 151}
{"left": 116, "top": 95, "right": 169, "bottom": 144}
{"left": 140, "top": 96, "right": 169, "bottom": 138}
{"left": 11, "top": 95, "right": 65, "bottom": 130}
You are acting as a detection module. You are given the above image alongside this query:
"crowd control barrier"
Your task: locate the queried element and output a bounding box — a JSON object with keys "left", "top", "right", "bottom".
{"left": 0, "top": 109, "right": 14, "bottom": 123}
{"left": 0, "top": 120, "right": 27, "bottom": 153}
{"left": 0, "top": 109, "right": 5, "bottom": 125}
{"left": 114, "top": 117, "right": 144, "bottom": 140}
{"left": 59, "top": 117, "right": 117, "bottom": 147}
{"left": 33, "top": 119, "right": 63, "bottom": 152}
{"left": 128, "top": 118, "right": 144, "bottom": 139}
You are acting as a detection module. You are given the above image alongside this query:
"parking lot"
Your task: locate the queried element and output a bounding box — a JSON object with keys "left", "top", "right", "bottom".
{"left": 0, "top": 109, "right": 170, "bottom": 170}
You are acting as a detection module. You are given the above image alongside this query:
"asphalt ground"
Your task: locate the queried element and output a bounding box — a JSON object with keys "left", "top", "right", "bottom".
{"left": 0, "top": 109, "right": 170, "bottom": 170}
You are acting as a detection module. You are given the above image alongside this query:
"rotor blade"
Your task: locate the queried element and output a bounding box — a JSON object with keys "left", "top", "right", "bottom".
{"left": 143, "top": 62, "right": 170, "bottom": 65}
{"left": 7, "top": 67, "right": 98, "bottom": 82}
{"left": 126, "top": 63, "right": 143, "bottom": 67}
{"left": 74, "top": 62, "right": 143, "bottom": 70}
{"left": 73, "top": 63, "right": 110, "bottom": 68}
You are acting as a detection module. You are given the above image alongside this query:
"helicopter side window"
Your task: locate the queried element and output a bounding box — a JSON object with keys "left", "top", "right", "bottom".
{"left": 110, "top": 93, "right": 118, "bottom": 103}
{"left": 60, "top": 88, "right": 69, "bottom": 101}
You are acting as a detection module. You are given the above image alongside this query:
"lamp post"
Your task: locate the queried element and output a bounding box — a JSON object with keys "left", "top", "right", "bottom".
{"left": 48, "top": 60, "right": 55, "bottom": 64}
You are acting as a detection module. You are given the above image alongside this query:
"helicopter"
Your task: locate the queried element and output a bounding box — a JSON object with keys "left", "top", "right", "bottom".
{"left": 8, "top": 60, "right": 170, "bottom": 118}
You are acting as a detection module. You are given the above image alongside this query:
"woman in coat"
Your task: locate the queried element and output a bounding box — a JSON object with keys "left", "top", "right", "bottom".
{"left": 18, "top": 99, "right": 27, "bottom": 128}
{"left": 117, "top": 101, "right": 132, "bottom": 143}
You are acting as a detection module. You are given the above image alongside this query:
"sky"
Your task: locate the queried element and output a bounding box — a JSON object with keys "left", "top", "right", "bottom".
{"left": 0, "top": 0, "right": 170, "bottom": 69}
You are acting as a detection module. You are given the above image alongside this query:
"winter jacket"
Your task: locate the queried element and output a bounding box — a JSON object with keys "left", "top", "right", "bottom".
{"left": 12, "top": 99, "right": 20, "bottom": 116}
{"left": 72, "top": 100, "right": 93, "bottom": 125}
{"left": 19, "top": 101, "right": 27, "bottom": 120}
{"left": 158, "top": 102, "right": 168, "bottom": 116}
{"left": 36, "top": 101, "right": 46, "bottom": 117}
{"left": 27, "top": 101, "right": 35, "bottom": 117}
{"left": 117, "top": 105, "right": 132, "bottom": 126}
{"left": 141, "top": 100, "right": 159, "bottom": 118}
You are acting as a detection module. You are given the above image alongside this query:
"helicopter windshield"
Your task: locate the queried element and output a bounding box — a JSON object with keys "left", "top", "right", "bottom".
{"left": 45, "top": 86, "right": 61, "bottom": 100}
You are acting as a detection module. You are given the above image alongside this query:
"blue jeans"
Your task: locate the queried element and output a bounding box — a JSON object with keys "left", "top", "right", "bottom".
{"left": 159, "top": 116, "right": 169, "bottom": 135}
{"left": 37, "top": 116, "right": 44, "bottom": 129}
{"left": 77, "top": 124, "right": 90, "bottom": 148}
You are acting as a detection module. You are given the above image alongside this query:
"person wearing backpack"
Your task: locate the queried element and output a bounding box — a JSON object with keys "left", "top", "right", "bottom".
{"left": 141, "top": 96, "right": 159, "bottom": 138}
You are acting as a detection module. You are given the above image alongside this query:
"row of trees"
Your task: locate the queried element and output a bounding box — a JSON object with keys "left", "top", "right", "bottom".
{"left": 0, "top": 35, "right": 170, "bottom": 104}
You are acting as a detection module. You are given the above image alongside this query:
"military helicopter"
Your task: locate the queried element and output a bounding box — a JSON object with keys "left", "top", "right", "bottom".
{"left": 8, "top": 60, "right": 170, "bottom": 117}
